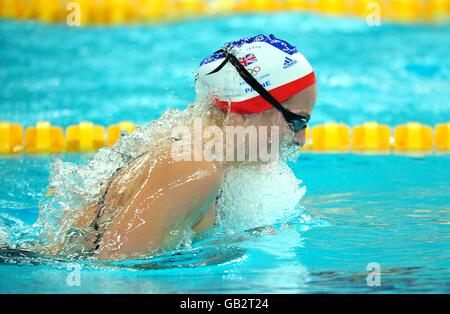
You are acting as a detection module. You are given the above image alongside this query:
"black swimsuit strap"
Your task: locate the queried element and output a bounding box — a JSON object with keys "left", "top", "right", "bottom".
{"left": 215, "top": 187, "right": 223, "bottom": 205}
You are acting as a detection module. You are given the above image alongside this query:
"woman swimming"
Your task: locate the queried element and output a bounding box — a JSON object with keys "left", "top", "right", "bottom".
{"left": 37, "top": 34, "right": 317, "bottom": 260}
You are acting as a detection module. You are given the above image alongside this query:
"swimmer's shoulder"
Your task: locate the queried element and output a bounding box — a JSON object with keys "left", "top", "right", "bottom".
{"left": 157, "top": 157, "right": 223, "bottom": 190}
{"left": 141, "top": 154, "right": 224, "bottom": 213}
{"left": 110, "top": 150, "right": 223, "bottom": 201}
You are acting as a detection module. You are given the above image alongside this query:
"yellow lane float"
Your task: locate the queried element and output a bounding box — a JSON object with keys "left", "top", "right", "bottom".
{"left": 0, "top": 122, "right": 23, "bottom": 154}
{"left": 311, "top": 122, "right": 351, "bottom": 152}
{"left": 66, "top": 121, "right": 105, "bottom": 152}
{"left": 435, "top": 122, "right": 450, "bottom": 151}
{"left": 316, "top": 0, "right": 348, "bottom": 15}
{"left": 0, "top": 121, "right": 449, "bottom": 154}
{"left": 25, "top": 121, "right": 65, "bottom": 154}
{"left": 0, "top": 0, "right": 448, "bottom": 25}
{"left": 394, "top": 122, "right": 433, "bottom": 152}
{"left": 423, "top": 0, "right": 450, "bottom": 22}
{"left": 352, "top": 122, "right": 391, "bottom": 152}
{"left": 388, "top": 0, "right": 422, "bottom": 22}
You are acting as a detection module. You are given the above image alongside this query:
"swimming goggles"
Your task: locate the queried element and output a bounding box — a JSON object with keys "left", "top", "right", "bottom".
{"left": 207, "top": 48, "right": 310, "bottom": 133}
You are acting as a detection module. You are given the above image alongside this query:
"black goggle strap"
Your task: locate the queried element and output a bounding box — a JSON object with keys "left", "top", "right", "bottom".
{"left": 205, "top": 49, "right": 231, "bottom": 75}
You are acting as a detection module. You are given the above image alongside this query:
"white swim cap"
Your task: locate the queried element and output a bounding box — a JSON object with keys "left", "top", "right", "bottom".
{"left": 196, "top": 34, "right": 315, "bottom": 114}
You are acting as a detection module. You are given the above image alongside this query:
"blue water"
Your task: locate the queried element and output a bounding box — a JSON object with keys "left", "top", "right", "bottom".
{"left": 1, "top": 13, "right": 450, "bottom": 293}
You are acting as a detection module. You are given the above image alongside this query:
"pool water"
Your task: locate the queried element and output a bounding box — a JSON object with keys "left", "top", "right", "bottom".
{"left": 1, "top": 154, "right": 450, "bottom": 293}
{"left": 1, "top": 12, "right": 450, "bottom": 293}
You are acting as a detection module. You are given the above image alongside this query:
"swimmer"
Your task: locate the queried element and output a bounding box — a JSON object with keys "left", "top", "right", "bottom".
{"left": 44, "top": 34, "right": 317, "bottom": 260}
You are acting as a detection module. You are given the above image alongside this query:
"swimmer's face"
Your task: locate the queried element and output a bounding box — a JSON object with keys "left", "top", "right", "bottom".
{"left": 273, "top": 83, "right": 317, "bottom": 147}
{"left": 224, "top": 83, "right": 316, "bottom": 162}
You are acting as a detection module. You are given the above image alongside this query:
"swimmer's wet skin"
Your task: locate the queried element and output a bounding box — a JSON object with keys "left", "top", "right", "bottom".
{"left": 53, "top": 34, "right": 317, "bottom": 260}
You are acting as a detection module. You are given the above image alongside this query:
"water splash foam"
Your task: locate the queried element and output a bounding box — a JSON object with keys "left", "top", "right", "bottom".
{"left": 217, "top": 161, "right": 306, "bottom": 233}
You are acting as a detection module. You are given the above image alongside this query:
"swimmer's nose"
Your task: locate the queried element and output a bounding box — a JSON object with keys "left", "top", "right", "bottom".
{"left": 296, "top": 130, "right": 306, "bottom": 147}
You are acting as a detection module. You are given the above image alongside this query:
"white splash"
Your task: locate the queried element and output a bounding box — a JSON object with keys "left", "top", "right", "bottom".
{"left": 216, "top": 161, "right": 306, "bottom": 233}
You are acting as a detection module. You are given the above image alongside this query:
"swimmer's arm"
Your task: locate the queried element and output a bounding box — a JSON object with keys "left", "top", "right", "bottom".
{"left": 96, "top": 160, "right": 222, "bottom": 260}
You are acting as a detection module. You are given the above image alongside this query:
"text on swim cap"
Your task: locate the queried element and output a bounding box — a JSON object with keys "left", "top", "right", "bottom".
{"left": 244, "top": 81, "right": 271, "bottom": 93}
